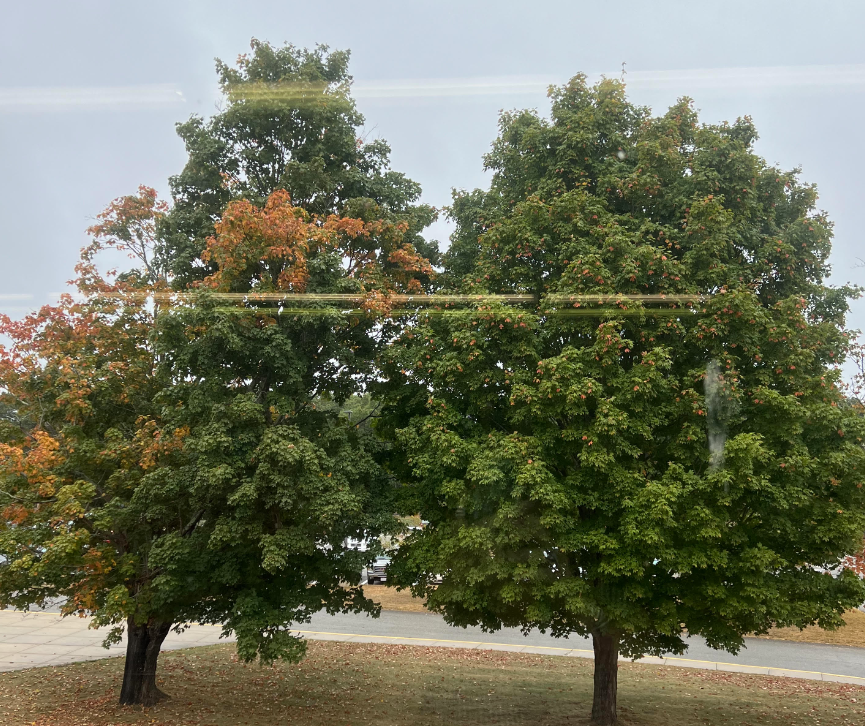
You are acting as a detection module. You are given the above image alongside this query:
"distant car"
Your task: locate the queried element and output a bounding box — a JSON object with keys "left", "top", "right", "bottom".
{"left": 366, "top": 556, "right": 391, "bottom": 585}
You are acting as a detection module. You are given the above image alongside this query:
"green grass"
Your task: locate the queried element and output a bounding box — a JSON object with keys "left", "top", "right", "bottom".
{"left": 0, "top": 640, "right": 863, "bottom": 725}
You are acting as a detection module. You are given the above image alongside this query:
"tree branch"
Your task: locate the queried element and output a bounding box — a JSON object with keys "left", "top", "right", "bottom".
{"left": 182, "top": 509, "right": 206, "bottom": 538}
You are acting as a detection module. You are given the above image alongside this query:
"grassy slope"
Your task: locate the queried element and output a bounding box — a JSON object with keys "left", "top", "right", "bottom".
{"left": 754, "top": 609, "right": 865, "bottom": 648}
{"left": 364, "top": 584, "right": 429, "bottom": 613}
{"left": 1, "top": 640, "right": 863, "bottom": 726}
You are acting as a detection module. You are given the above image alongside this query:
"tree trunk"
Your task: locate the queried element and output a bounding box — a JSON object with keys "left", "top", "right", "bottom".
{"left": 119, "top": 618, "right": 172, "bottom": 706}
{"left": 591, "top": 631, "right": 619, "bottom": 726}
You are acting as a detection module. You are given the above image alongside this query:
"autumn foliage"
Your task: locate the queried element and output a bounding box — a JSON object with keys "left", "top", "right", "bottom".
{"left": 0, "top": 176, "right": 434, "bottom": 707}
{"left": 0, "top": 205, "right": 169, "bottom": 621}
{"left": 3, "top": 40, "right": 865, "bottom": 725}
{"left": 0, "top": 38, "right": 444, "bottom": 709}
{"left": 845, "top": 545, "right": 865, "bottom": 578}
{"left": 202, "top": 189, "right": 432, "bottom": 311}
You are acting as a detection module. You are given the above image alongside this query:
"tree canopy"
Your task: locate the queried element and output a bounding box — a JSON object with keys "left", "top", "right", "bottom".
{"left": 159, "top": 39, "right": 438, "bottom": 286}
{"left": 0, "top": 172, "right": 432, "bottom": 705}
{"left": 380, "top": 75, "right": 865, "bottom": 725}
{"left": 0, "top": 39, "right": 445, "bottom": 705}
{"left": 3, "top": 42, "right": 865, "bottom": 724}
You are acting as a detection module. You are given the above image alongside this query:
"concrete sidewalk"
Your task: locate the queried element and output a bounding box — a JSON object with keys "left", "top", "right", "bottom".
{"left": 2, "top": 609, "right": 865, "bottom": 689}
{"left": 0, "top": 610, "right": 230, "bottom": 672}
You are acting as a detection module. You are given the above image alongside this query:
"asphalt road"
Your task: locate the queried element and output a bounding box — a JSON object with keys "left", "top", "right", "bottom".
{"left": 300, "top": 609, "right": 865, "bottom": 680}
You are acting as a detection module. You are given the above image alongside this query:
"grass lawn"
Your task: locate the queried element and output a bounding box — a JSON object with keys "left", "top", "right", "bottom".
{"left": 1, "top": 640, "right": 864, "bottom": 726}
{"left": 364, "top": 584, "right": 428, "bottom": 613}
{"left": 754, "top": 609, "right": 865, "bottom": 649}
{"left": 368, "top": 586, "right": 865, "bottom": 649}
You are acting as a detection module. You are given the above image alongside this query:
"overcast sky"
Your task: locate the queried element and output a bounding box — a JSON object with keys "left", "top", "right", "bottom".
{"left": 2, "top": 0, "right": 864, "bottom": 372}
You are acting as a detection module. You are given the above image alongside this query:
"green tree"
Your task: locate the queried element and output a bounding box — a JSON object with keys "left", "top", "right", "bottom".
{"left": 160, "top": 39, "right": 438, "bottom": 286}
{"left": 150, "top": 187, "right": 431, "bottom": 693}
{"left": 380, "top": 76, "right": 865, "bottom": 725}
{"left": 0, "top": 187, "right": 430, "bottom": 706}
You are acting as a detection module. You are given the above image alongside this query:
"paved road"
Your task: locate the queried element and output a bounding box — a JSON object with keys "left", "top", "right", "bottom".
{"left": 300, "top": 610, "right": 865, "bottom": 680}
{"left": 3, "top": 607, "right": 865, "bottom": 686}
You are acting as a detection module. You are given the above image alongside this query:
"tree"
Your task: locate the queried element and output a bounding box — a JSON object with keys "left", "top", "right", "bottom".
{"left": 379, "top": 76, "right": 865, "bottom": 725}
{"left": 0, "top": 187, "right": 432, "bottom": 705}
{"left": 0, "top": 188, "right": 181, "bottom": 705}
{"left": 159, "top": 39, "right": 438, "bottom": 286}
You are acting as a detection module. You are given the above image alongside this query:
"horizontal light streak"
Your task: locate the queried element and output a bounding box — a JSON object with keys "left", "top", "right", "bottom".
{"left": 3, "top": 64, "right": 861, "bottom": 115}
{"left": 212, "top": 307, "right": 693, "bottom": 318}
{"left": 356, "top": 65, "right": 865, "bottom": 96}
{"left": 623, "top": 64, "right": 865, "bottom": 91}
{"left": 111, "top": 292, "right": 703, "bottom": 304}
{"left": 0, "top": 84, "right": 186, "bottom": 112}
{"left": 2, "top": 292, "right": 705, "bottom": 317}
{"left": 225, "top": 64, "right": 865, "bottom": 104}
